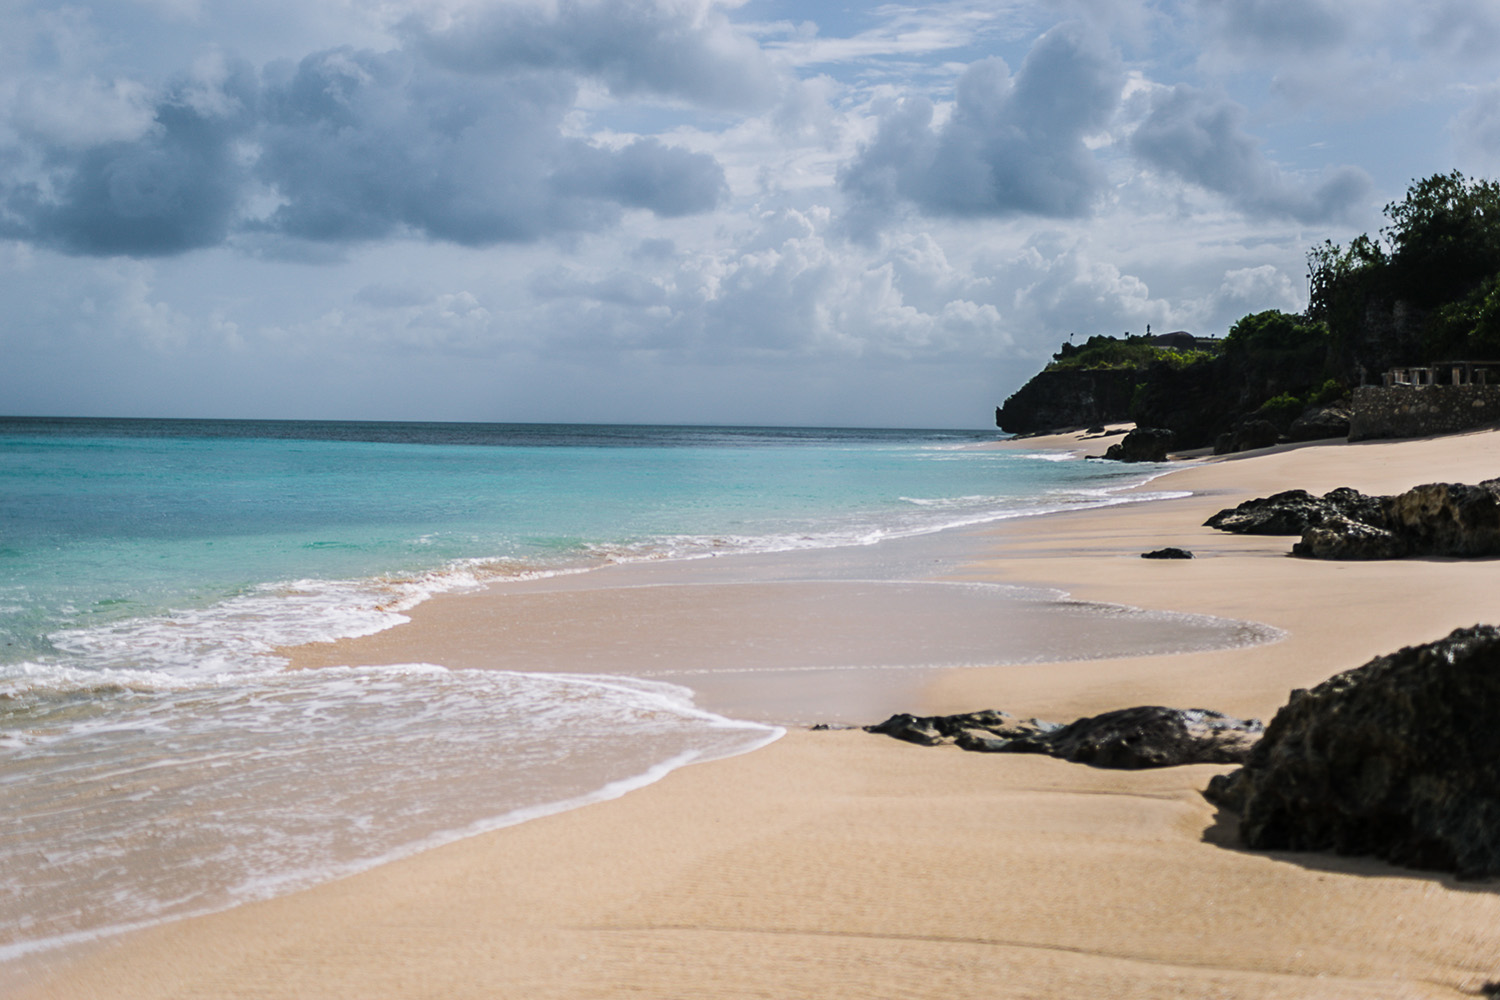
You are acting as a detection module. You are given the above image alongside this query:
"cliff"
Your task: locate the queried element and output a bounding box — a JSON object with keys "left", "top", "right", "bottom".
{"left": 994, "top": 368, "right": 1138, "bottom": 434}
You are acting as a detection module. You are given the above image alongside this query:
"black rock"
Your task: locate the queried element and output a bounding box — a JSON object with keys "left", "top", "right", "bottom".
{"left": 1204, "top": 487, "right": 1386, "bottom": 536}
{"left": 1205, "top": 625, "right": 1500, "bottom": 878}
{"left": 863, "top": 709, "right": 1058, "bottom": 748}
{"left": 1286, "top": 404, "right": 1351, "bottom": 443}
{"left": 1011, "top": 706, "right": 1263, "bottom": 769}
{"left": 1292, "top": 516, "right": 1408, "bottom": 560}
{"left": 867, "top": 706, "right": 1262, "bottom": 769}
{"left": 1381, "top": 481, "right": 1500, "bottom": 556}
{"left": 1141, "top": 547, "right": 1194, "bottom": 559}
{"left": 1103, "top": 427, "right": 1175, "bottom": 463}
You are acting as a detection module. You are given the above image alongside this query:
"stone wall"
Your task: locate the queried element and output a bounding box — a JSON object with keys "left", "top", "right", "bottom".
{"left": 1349, "top": 384, "right": 1500, "bottom": 441}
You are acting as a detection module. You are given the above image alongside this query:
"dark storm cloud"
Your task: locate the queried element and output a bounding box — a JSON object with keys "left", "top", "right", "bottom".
{"left": 402, "top": 0, "right": 780, "bottom": 110}
{"left": 1, "top": 64, "right": 257, "bottom": 256}
{"left": 1, "top": 35, "right": 729, "bottom": 257}
{"left": 838, "top": 23, "right": 1122, "bottom": 234}
{"left": 1129, "top": 84, "right": 1372, "bottom": 223}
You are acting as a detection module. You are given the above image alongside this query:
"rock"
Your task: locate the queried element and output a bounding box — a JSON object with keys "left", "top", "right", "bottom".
{"left": 1382, "top": 481, "right": 1500, "bottom": 557}
{"left": 1205, "top": 625, "right": 1500, "bottom": 879}
{"left": 1204, "top": 487, "right": 1386, "bottom": 535}
{"left": 1232, "top": 418, "right": 1282, "bottom": 452}
{"left": 1286, "top": 404, "right": 1352, "bottom": 443}
{"left": 1010, "top": 706, "right": 1263, "bottom": 768}
{"left": 863, "top": 710, "right": 1057, "bottom": 748}
{"left": 1141, "top": 547, "right": 1194, "bottom": 559}
{"left": 1284, "top": 481, "right": 1500, "bottom": 560}
{"left": 995, "top": 369, "right": 1139, "bottom": 434}
{"left": 1103, "top": 427, "right": 1175, "bottom": 462}
{"left": 1292, "top": 516, "right": 1408, "bottom": 560}
{"left": 867, "top": 706, "right": 1262, "bottom": 769}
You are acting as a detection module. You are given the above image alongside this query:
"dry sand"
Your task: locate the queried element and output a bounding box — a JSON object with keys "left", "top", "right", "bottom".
{"left": 13, "top": 429, "right": 1500, "bottom": 999}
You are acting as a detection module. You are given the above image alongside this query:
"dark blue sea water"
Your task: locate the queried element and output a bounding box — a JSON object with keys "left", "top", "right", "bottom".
{"left": 0, "top": 417, "right": 1195, "bottom": 963}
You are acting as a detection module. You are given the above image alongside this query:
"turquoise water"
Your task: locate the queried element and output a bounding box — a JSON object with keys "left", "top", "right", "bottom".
{"left": 0, "top": 418, "right": 1189, "bottom": 962}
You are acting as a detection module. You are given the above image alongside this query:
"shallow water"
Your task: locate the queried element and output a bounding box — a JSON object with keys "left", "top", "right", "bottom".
{"left": 0, "top": 418, "right": 1236, "bottom": 962}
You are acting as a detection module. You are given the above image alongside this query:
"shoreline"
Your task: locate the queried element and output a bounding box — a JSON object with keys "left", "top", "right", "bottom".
{"left": 15, "top": 430, "right": 1500, "bottom": 997}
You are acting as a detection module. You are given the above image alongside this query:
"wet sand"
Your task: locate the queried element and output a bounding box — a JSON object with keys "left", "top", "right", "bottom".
{"left": 13, "top": 429, "right": 1500, "bottom": 998}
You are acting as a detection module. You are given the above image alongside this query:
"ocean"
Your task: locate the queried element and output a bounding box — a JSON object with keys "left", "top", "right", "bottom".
{"left": 0, "top": 417, "right": 1224, "bottom": 965}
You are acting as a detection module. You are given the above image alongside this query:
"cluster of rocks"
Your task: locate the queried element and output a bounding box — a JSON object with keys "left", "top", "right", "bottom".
{"left": 866, "top": 630, "right": 1500, "bottom": 880}
{"left": 1212, "top": 404, "right": 1353, "bottom": 456}
{"left": 865, "top": 705, "right": 1264, "bottom": 769}
{"left": 1206, "top": 625, "right": 1500, "bottom": 879}
{"left": 1204, "top": 480, "right": 1500, "bottom": 559}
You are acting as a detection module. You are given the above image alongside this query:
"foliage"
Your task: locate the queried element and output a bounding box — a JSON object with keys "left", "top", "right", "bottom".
{"left": 1310, "top": 378, "right": 1347, "bottom": 406}
{"left": 1224, "top": 310, "right": 1330, "bottom": 368}
{"left": 1308, "top": 171, "right": 1500, "bottom": 368}
{"left": 1048, "top": 334, "right": 1211, "bottom": 372}
{"left": 1423, "top": 274, "right": 1500, "bottom": 360}
{"left": 1254, "top": 392, "right": 1304, "bottom": 428}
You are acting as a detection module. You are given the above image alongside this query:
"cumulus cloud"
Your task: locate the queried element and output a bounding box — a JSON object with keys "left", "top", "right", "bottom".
{"left": 1129, "top": 84, "right": 1373, "bottom": 223}
{"left": 1, "top": 63, "right": 257, "bottom": 256}
{"left": 403, "top": 0, "right": 781, "bottom": 110}
{"left": 0, "top": 42, "right": 727, "bottom": 256}
{"left": 839, "top": 22, "right": 1122, "bottom": 235}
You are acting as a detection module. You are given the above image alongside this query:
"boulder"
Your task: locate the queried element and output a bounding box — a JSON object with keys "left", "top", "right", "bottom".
{"left": 1204, "top": 487, "right": 1386, "bottom": 535}
{"left": 867, "top": 706, "right": 1263, "bottom": 769}
{"left": 1206, "top": 625, "right": 1500, "bottom": 878}
{"left": 1286, "top": 404, "right": 1352, "bottom": 443}
{"left": 1141, "top": 547, "right": 1194, "bottom": 559}
{"left": 1292, "top": 516, "right": 1408, "bottom": 560}
{"left": 1381, "top": 481, "right": 1500, "bottom": 557}
{"left": 1103, "top": 427, "right": 1175, "bottom": 463}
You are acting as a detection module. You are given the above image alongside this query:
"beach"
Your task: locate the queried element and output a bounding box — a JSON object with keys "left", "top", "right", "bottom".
{"left": 13, "top": 428, "right": 1500, "bottom": 998}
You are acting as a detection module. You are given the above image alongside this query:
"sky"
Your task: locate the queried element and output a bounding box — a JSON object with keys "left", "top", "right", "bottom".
{"left": 2, "top": 0, "right": 1499, "bottom": 428}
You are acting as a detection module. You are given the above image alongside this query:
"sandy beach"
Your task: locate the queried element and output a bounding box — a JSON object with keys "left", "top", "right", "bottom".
{"left": 13, "top": 429, "right": 1500, "bottom": 999}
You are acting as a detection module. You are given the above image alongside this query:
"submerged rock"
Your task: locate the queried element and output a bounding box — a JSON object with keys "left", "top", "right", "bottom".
{"left": 866, "top": 706, "right": 1262, "bottom": 769}
{"left": 1206, "top": 625, "right": 1500, "bottom": 878}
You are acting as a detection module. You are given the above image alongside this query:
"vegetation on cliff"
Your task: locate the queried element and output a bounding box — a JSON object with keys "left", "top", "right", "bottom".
{"left": 999, "top": 171, "right": 1500, "bottom": 448}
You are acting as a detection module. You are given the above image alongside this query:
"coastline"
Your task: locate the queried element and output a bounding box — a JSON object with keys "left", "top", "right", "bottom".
{"left": 14, "top": 430, "right": 1500, "bottom": 998}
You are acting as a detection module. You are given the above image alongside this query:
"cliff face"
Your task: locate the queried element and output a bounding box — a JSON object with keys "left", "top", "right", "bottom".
{"left": 994, "top": 368, "right": 1138, "bottom": 434}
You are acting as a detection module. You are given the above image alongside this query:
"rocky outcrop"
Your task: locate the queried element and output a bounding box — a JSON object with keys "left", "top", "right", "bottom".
{"left": 1381, "top": 480, "right": 1500, "bottom": 556}
{"left": 1204, "top": 487, "right": 1386, "bottom": 535}
{"left": 1103, "top": 427, "right": 1175, "bottom": 462}
{"left": 1141, "top": 547, "right": 1193, "bottom": 559}
{"left": 1205, "top": 625, "right": 1500, "bottom": 879}
{"left": 866, "top": 706, "right": 1263, "bottom": 769}
{"left": 1209, "top": 481, "right": 1500, "bottom": 559}
{"left": 995, "top": 369, "right": 1138, "bottom": 434}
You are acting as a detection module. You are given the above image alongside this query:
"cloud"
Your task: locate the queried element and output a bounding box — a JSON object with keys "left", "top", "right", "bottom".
{"left": 838, "top": 22, "right": 1122, "bottom": 235}
{"left": 1198, "top": 0, "right": 1350, "bottom": 55}
{"left": 1, "top": 43, "right": 727, "bottom": 257}
{"left": 1, "top": 62, "right": 257, "bottom": 256}
{"left": 1128, "top": 84, "right": 1373, "bottom": 223}
{"left": 255, "top": 47, "right": 726, "bottom": 246}
{"left": 403, "top": 0, "right": 781, "bottom": 110}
